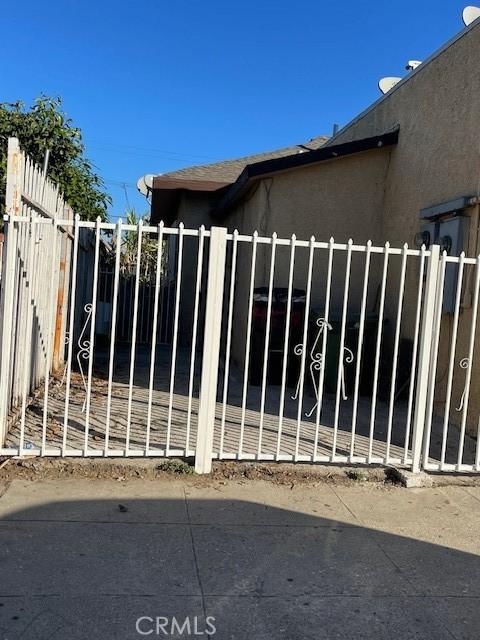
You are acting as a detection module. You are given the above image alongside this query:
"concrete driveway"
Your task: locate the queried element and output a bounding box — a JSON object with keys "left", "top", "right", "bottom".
{"left": 6, "top": 344, "right": 477, "bottom": 467}
{"left": 0, "top": 476, "right": 479, "bottom": 639}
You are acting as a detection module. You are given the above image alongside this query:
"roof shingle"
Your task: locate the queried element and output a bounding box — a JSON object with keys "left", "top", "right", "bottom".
{"left": 157, "top": 135, "right": 329, "bottom": 185}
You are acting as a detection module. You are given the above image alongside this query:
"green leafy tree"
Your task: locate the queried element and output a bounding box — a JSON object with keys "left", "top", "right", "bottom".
{"left": 0, "top": 96, "right": 110, "bottom": 220}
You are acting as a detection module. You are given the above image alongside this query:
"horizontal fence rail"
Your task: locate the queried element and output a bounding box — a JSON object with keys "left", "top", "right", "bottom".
{"left": 212, "top": 234, "right": 430, "bottom": 469}
{"left": 2, "top": 216, "right": 480, "bottom": 473}
{"left": 0, "top": 144, "right": 478, "bottom": 474}
{"left": 2, "top": 215, "right": 480, "bottom": 473}
{"left": 0, "top": 138, "right": 73, "bottom": 447}
{"left": 1, "top": 212, "right": 209, "bottom": 460}
{"left": 422, "top": 252, "right": 480, "bottom": 473}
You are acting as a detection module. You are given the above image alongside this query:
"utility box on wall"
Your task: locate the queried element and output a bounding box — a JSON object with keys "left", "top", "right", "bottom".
{"left": 418, "top": 212, "right": 470, "bottom": 314}
{"left": 438, "top": 216, "right": 469, "bottom": 313}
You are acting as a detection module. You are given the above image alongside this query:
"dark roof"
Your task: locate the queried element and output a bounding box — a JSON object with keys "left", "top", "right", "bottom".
{"left": 149, "top": 131, "right": 398, "bottom": 224}
{"left": 152, "top": 135, "right": 329, "bottom": 189}
{"left": 213, "top": 129, "right": 400, "bottom": 218}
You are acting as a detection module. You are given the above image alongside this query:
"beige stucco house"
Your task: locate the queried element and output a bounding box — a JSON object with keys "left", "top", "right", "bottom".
{"left": 144, "top": 17, "right": 480, "bottom": 436}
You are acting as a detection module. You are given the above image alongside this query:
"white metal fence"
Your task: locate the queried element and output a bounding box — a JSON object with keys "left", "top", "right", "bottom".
{"left": 1, "top": 139, "right": 479, "bottom": 474}
{"left": 421, "top": 251, "right": 480, "bottom": 472}
{"left": 0, "top": 138, "right": 73, "bottom": 448}
{"left": 98, "top": 268, "right": 174, "bottom": 344}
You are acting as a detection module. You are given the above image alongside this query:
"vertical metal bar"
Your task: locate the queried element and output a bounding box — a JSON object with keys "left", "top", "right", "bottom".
{"left": 440, "top": 253, "right": 465, "bottom": 466}
{"left": 258, "top": 234, "right": 277, "bottom": 457}
{"left": 18, "top": 216, "right": 37, "bottom": 452}
{"left": 104, "top": 219, "right": 123, "bottom": 454}
{"left": 411, "top": 244, "right": 441, "bottom": 473}
{"left": 41, "top": 218, "right": 59, "bottom": 455}
{"left": 166, "top": 224, "right": 184, "bottom": 455}
{"left": 457, "top": 255, "right": 480, "bottom": 469}
{"left": 147, "top": 277, "right": 153, "bottom": 343}
{"left": 421, "top": 252, "right": 446, "bottom": 467}
{"left": 403, "top": 246, "right": 426, "bottom": 463}
{"left": 332, "top": 239, "right": 353, "bottom": 458}
{"left": 11, "top": 216, "right": 22, "bottom": 405}
{"left": 186, "top": 226, "right": 206, "bottom": 452}
{"left": 476, "top": 415, "right": 480, "bottom": 471}
{"left": 128, "top": 274, "right": 133, "bottom": 340}
{"left": 31, "top": 212, "right": 41, "bottom": 390}
{"left": 13, "top": 216, "right": 27, "bottom": 406}
{"left": 276, "top": 235, "right": 296, "bottom": 459}
{"left": 125, "top": 219, "right": 144, "bottom": 454}
{"left": 62, "top": 215, "right": 80, "bottom": 455}
{"left": 165, "top": 266, "right": 172, "bottom": 343}
{"left": 239, "top": 232, "right": 258, "bottom": 455}
{"left": 140, "top": 274, "right": 146, "bottom": 343}
{"left": 313, "top": 237, "right": 334, "bottom": 459}
{"left": 158, "top": 278, "right": 165, "bottom": 344}
{"left": 146, "top": 222, "right": 164, "bottom": 452}
{"left": 0, "top": 138, "right": 21, "bottom": 444}
{"left": 219, "top": 230, "right": 239, "bottom": 458}
{"left": 121, "top": 269, "right": 127, "bottom": 341}
{"left": 38, "top": 219, "right": 47, "bottom": 389}
{"left": 385, "top": 244, "right": 408, "bottom": 462}
{"left": 17, "top": 162, "right": 32, "bottom": 410}
{"left": 83, "top": 217, "right": 102, "bottom": 453}
{"left": 34, "top": 169, "right": 44, "bottom": 390}
{"left": 368, "top": 242, "right": 390, "bottom": 462}
{"left": 294, "top": 237, "right": 315, "bottom": 460}
{"left": 349, "top": 240, "right": 371, "bottom": 459}
{"left": 58, "top": 208, "right": 73, "bottom": 371}
{"left": 195, "top": 226, "right": 227, "bottom": 474}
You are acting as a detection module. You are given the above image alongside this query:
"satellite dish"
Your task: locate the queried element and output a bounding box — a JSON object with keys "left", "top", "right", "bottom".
{"left": 405, "top": 60, "right": 422, "bottom": 70}
{"left": 378, "top": 77, "right": 402, "bottom": 94}
{"left": 137, "top": 174, "right": 155, "bottom": 196}
{"left": 463, "top": 5, "right": 480, "bottom": 25}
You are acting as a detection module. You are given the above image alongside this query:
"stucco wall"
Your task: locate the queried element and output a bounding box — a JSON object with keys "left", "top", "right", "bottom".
{"left": 172, "top": 22, "right": 480, "bottom": 438}
{"left": 221, "top": 149, "right": 393, "bottom": 369}
{"left": 330, "top": 22, "right": 480, "bottom": 437}
{"left": 332, "top": 23, "right": 480, "bottom": 248}
{"left": 224, "top": 149, "right": 390, "bottom": 243}
{"left": 217, "top": 22, "right": 480, "bottom": 437}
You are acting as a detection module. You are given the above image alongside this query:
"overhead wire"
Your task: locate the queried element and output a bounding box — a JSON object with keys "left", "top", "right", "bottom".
{"left": 84, "top": 139, "right": 216, "bottom": 162}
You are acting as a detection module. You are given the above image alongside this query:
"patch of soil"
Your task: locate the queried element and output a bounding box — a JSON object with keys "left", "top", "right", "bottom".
{"left": 0, "top": 456, "right": 390, "bottom": 487}
{"left": 1, "top": 457, "right": 477, "bottom": 488}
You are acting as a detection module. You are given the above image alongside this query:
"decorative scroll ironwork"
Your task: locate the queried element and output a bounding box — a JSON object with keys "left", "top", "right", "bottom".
{"left": 59, "top": 331, "right": 70, "bottom": 388}
{"left": 456, "top": 357, "right": 469, "bottom": 412}
{"left": 77, "top": 303, "right": 93, "bottom": 412}
{"left": 291, "top": 317, "right": 354, "bottom": 417}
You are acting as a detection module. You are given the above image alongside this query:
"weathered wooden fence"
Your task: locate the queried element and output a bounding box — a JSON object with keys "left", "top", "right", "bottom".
{"left": 0, "top": 138, "right": 75, "bottom": 445}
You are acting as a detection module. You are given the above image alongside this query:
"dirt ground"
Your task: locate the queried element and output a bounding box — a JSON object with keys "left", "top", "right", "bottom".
{"left": 1, "top": 457, "right": 479, "bottom": 490}
{"left": 5, "top": 344, "right": 478, "bottom": 469}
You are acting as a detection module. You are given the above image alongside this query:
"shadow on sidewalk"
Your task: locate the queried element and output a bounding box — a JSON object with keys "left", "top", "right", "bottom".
{"left": 0, "top": 497, "right": 478, "bottom": 639}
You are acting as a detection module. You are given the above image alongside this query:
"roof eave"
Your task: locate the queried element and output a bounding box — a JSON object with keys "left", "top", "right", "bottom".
{"left": 152, "top": 176, "right": 230, "bottom": 192}
{"left": 212, "top": 129, "right": 400, "bottom": 218}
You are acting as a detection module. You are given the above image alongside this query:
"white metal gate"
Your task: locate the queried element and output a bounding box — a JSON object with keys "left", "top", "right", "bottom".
{"left": 420, "top": 249, "right": 480, "bottom": 473}
{"left": 0, "top": 138, "right": 479, "bottom": 473}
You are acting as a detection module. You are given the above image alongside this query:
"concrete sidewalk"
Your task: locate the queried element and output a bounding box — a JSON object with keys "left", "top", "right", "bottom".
{"left": 0, "top": 477, "right": 479, "bottom": 639}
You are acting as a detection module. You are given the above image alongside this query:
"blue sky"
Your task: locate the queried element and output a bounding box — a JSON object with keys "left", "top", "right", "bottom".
{"left": 0, "top": 0, "right": 469, "bottom": 219}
